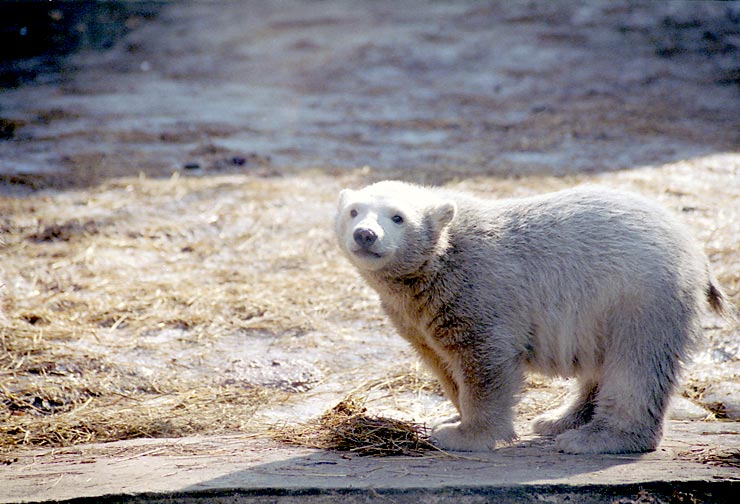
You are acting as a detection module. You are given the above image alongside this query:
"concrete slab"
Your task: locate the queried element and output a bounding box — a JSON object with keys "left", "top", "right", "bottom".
{"left": 2, "top": 421, "right": 738, "bottom": 503}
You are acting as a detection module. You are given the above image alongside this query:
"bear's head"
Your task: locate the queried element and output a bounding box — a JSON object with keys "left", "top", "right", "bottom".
{"left": 335, "top": 181, "right": 457, "bottom": 277}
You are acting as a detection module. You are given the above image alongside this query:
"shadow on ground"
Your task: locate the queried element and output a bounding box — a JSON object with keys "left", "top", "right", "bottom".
{"left": 1, "top": 1, "right": 739, "bottom": 193}
{"left": 171, "top": 427, "right": 740, "bottom": 504}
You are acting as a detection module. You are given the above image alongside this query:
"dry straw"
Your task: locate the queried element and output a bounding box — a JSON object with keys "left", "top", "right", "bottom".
{"left": 276, "top": 396, "right": 439, "bottom": 457}
{"left": 680, "top": 447, "right": 740, "bottom": 469}
{"left": 0, "top": 175, "right": 343, "bottom": 454}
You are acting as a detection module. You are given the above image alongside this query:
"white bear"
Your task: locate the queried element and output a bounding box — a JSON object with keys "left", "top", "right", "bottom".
{"left": 335, "top": 180, "right": 727, "bottom": 454}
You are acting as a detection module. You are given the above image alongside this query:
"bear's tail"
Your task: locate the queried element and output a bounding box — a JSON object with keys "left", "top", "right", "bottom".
{"left": 707, "top": 281, "right": 725, "bottom": 314}
{"left": 706, "top": 278, "right": 737, "bottom": 322}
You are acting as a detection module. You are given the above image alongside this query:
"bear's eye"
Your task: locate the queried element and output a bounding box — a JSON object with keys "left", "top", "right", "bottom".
{"left": 391, "top": 215, "right": 404, "bottom": 225}
{"left": 350, "top": 209, "right": 358, "bottom": 218}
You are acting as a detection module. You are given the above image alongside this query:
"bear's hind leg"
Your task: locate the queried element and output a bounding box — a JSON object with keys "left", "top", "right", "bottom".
{"left": 555, "top": 415, "right": 663, "bottom": 454}
{"left": 554, "top": 317, "right": 683, "bottom": 454}
{"left": 554, "top": 366, "right": 672, "bottom": 454}
{"left": 532, "top": 380, "right": 598, "bottom": 436}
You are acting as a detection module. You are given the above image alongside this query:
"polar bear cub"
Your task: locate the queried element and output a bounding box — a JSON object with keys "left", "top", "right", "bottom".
{"left": 335, "top": 180, "right": 727, "bottom": 454}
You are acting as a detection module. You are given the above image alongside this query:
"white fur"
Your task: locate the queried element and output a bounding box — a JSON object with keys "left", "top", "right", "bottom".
{"left": 336, "top": 181, "right": 726, "bottom": 454}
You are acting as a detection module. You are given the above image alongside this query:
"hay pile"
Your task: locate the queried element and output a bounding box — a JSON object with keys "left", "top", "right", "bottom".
{"left": 278, "top": 397, "right": 438, "bottom": 457}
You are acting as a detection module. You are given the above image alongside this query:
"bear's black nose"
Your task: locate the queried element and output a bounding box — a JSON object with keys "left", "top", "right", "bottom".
{"left": 353, "top": 228, "right": 377, "bottom": 248}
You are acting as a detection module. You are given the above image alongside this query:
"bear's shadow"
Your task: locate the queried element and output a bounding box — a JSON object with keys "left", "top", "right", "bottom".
{"left": 181, "top": 435, "right": 645, "bottom": 499}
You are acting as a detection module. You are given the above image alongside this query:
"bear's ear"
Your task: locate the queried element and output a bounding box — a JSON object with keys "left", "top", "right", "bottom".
{"left": 338, "top": 189, "right": 355, "bottom": 208}
{"left": 430, "top": 200, "right": 457, "bottom": 230}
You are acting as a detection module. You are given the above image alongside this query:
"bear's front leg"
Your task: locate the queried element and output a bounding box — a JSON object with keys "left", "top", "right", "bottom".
{"left": 408, "top": 338, "right": 460, "bottom": 412}
{"left": 430, "top": 344, "right": 522, "bottom": 451}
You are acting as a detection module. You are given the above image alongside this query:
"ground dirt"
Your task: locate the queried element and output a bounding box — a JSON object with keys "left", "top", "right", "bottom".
{"left": 0, "top": 0, "right": 739, "bottom": 463}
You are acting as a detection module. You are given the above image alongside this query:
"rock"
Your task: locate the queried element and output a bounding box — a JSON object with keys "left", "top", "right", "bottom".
{"left": 669, "top": 396, "right": 711, "bottom": 421}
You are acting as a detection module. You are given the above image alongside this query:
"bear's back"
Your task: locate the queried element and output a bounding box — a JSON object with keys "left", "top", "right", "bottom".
{"left": 447, "top": 185, "right": 699, "bottom": 273}
{"left": 436, "top": 186, "right": 707, "bottom": 327}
